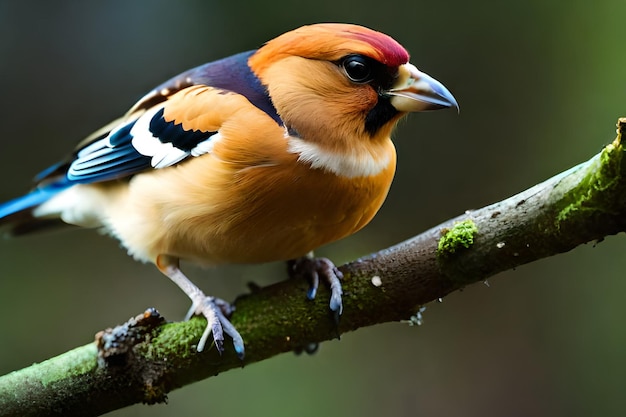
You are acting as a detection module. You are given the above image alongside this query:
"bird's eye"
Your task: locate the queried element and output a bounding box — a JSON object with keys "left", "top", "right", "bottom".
{"left": 342, "top": 55, "right": 373, "bottom": 83}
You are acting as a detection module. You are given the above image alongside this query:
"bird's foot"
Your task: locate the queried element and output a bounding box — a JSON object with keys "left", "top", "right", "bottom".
{"left": 186, "top": 295, "right": 245, "bottom": 359}
{"left": 156, "top": 256, "right": 245, "bottom": 359}
{"left": 288, "top": 254, "right": 343, "bottom": 320}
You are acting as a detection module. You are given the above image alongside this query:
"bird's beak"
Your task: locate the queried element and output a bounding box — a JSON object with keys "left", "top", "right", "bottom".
{"left": 388, "top": 63, "right": 459, "bottom": 112}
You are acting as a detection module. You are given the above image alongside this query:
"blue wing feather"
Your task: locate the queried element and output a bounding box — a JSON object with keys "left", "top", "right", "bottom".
{"left": 68, "top": 145, "right": 151, "bottom": 182}
{"left": 0, "top": 180, "right": 71, "bottom": 220}
{"left": 67, "top": 120, "right": 152, "bottom": 183}
{"left": 108, "top": 121, "right": 135, "bottom": 147}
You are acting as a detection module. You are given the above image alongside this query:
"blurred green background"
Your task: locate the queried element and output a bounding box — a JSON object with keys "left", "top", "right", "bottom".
{"left": 1, "top": 1, "right": 625, "bottom": 416}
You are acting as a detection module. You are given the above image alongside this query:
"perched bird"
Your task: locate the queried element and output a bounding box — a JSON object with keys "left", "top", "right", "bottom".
{"left": 0, "top": 23, "right": 457, "bottom": 358}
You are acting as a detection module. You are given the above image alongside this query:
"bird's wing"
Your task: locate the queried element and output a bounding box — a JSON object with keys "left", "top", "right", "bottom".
{"left": 37, "top": 50, "right": 282, "bottom": 185}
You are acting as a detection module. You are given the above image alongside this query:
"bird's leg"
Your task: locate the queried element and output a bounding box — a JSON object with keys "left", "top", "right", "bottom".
{"left": 156, "top": 255, "right": 244, "bottom": 359}
{"left": 288, "top": 252, "right": 344, "bottom": 319}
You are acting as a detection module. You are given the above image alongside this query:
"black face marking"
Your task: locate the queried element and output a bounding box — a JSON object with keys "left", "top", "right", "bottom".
{"left": 364, "top": 97, "right": 399, "bottom": 135}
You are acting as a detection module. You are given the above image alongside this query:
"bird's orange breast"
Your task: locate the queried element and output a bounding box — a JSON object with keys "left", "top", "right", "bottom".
{"left": 120, "top": 136, "right": 396, "bottom": 265}
{"left": 211, "top": 150, "right": 397, "bottom": 263}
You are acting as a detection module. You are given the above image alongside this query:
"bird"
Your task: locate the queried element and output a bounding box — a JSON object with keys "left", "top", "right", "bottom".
{"left": 0, "top": 23, "right": 457, "bottom": 359}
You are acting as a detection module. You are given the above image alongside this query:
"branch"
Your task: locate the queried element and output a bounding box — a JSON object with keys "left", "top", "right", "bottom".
{"left": 2, "top": 118, "right": 626, "bottom": 417}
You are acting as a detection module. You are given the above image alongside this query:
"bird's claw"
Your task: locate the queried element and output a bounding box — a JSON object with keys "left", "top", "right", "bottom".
{"left": 189, "top": 296, "right": 245, "bottom": 359}
{"left": 289, "top": 255, "right": 344, "bottom": 316}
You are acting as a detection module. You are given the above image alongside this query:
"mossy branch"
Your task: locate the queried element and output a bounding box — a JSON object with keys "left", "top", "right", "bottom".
{"left": 2, "top": 118, "right": 626, "bottom": 417}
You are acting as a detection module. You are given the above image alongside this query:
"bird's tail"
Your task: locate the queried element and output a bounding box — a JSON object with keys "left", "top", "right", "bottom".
{"left": 0, "top": 181, "right": 72, "bottom": 237}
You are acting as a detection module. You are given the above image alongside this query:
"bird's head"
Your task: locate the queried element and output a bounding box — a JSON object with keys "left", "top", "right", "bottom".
{"left": 248, "top": 23, "right": 457, "bottom": 154}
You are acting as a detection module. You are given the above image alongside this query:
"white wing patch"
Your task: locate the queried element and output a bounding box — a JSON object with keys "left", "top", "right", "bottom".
{"left": 129, "top": 107, "right": 185, "bottom": 168}
{"left": 191, "top": 132, "right": 221, "bottom": 157}
{"left": 129, "top": 106, "right": 220, "bottom": 169}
